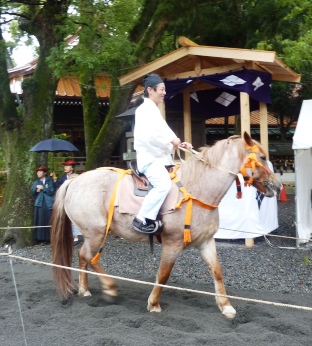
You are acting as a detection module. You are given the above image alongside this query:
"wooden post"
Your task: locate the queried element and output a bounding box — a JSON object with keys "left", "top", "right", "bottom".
{"left": 259, "top": 102, "right": 269, "bottom": 157}
{"left": 240, "top": 92, "right": 254, "bottom": 247}
{"left": 240, "top": 92, "right": 250, "bottom": 135}
{"left": 158, "top": 102, "right": 166, "bottom": 119}
{"left": 183, "top": 88, "right": 192, "bottom": 158}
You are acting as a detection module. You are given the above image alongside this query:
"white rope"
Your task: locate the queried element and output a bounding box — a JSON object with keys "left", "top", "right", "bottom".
{"left": 2, "top": 251, "right": 312, "bottom": 313}
{"left": 218, "top": 227, "right": 312, "bottom": 244}
{"left": 0, "top": 225, "right": 51, "bottom": 229}
{"left": 7, "top": 246, "right": 28, "bottom": 346}
{"left": 0, "top": 225, "right": 310, "bottom": 244}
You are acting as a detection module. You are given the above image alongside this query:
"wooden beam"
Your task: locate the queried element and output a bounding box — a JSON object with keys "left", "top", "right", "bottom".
{"left": 187, "top": 46, "right": 276, "bottom": 63}
{"left": 165, "top": 63, "right": 245, "bottom": 80}
{"left": 271, "top": 74, "right": 302, "bottom": 83}
{"left": 178, "top": 36, "right": 199, "bottom": 47}
{"left": 158, "top": 102, "right": 166, "bottom": 120}
{"left": 240, "top": 92, "right": 254, "bottom": 247}
{"left": 119, "top": 48, "right": 188, "bottom": 86}
{"left": 183, "top": 88, "right": 192, "bottom": 158}
{"left": 240, "top": 92, "right": 250, "bottom": 135}
{"left": 194, "top": 56, "right": 202, "bottom": 75}
{"left": 259, "top": 102, "right": 269, "bottom": 157}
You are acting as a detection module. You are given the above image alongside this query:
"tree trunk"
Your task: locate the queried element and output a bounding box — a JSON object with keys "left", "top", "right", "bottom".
{"left": 84, "top": 3, "right": 171, "bottom": 169}
{"left": 0, "top": 0, "right": 68, "bottom": 247}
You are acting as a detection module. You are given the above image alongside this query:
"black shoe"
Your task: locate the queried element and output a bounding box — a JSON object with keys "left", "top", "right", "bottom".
{"left": 132, "top": 217, "right": 163, "bottom": 235}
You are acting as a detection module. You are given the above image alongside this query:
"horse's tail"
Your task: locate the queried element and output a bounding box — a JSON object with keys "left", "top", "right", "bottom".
{"left": 51, "top": 179, "right": 75, "bottom": 299}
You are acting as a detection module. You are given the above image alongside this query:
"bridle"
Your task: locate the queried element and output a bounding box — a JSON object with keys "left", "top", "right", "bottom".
{"left": 176, "top": 141, "right": 272, "bottom": 187}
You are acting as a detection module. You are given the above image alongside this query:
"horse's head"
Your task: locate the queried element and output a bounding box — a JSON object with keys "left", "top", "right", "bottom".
{"left": 240, "top": 132, "right": 281, "bottom": 197}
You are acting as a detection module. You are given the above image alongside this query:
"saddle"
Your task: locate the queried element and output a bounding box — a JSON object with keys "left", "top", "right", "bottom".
{"left": 129, "top": 160, "right": 153, "bottom": 197}
{"left": 129, "top": 160, "right": 174, "bottom": 197}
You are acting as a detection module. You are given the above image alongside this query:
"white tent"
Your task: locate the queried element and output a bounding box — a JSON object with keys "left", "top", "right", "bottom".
{"left": 292, "top": 99, "right": 312, "bottom": 246}
{"left": 215, "top": 161, "right": 278, "bottom": 240}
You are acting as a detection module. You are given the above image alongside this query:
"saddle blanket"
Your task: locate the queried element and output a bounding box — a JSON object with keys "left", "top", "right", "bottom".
{"left": 115, "top": 169, "right": 182, "bottom": 215}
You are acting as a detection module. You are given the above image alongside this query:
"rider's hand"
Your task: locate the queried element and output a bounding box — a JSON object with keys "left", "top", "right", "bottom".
{"left": 171, "top": 137, "right": 181, "bottom": 147}
{"left": 180, "top": 142, "right": 193, "bottom": 150}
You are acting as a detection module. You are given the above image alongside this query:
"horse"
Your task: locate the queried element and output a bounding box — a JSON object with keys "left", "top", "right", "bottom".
{"left": 51, "top": 132, "right": 280, "bottom": 319}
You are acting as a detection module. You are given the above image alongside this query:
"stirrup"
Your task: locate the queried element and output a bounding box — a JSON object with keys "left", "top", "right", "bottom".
{"left": 132, "top": 218, "right": 163, "bottom": 236}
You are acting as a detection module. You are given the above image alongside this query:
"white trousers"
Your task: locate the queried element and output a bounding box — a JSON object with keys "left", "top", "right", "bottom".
{"left": 137, "top": 161, "right": 172, "bottom": 220}
{"left": 72, "top": 223, "right": 82, "bottom": 236}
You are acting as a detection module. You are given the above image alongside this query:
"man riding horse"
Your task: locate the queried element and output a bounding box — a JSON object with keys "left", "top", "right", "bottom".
{"left": 132, "top": 73, "right": 193, "bottom": 235}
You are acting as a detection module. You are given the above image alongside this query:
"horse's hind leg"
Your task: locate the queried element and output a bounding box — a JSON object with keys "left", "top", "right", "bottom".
{"left": 147, "top": 244, "right": 182, "bottom": 312}
{"left": 78, "top": 244, "right": 118, "bottom": 299}
{"left": 199, "top": 239, "right": 236, "bottom": 319}
{"left": 77, "top": 249, "right": 92, "bottom": 297}
{"left": 89, "top": 262, "right": 118, "bottom": 300}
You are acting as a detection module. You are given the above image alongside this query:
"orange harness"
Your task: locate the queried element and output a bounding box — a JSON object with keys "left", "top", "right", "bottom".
{"left": 91, "top": 167, "right": 132, "bottom": 264}
{"left": 91, "top": 144, "right": 266, "bottom": 264}
{"left": 169, "top": 165, "right": 218, "bottom": 244}
{"left": 91, "top": 165, "right": 217, "bottom": 264}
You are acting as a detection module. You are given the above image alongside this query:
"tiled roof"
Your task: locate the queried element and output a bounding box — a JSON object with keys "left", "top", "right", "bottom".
{"left": 205, "top": 111, "right": 294, "bottom": 127}
{"left": 9, "top": 74, "right": 143, "bottom": 99}
{"left": 9, "top": 74, "right": 113, "bottom": 99}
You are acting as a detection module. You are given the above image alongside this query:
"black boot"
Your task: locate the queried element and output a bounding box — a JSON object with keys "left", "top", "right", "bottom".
{"left": 132, "top": 217, "right": 163, "bottom": 235}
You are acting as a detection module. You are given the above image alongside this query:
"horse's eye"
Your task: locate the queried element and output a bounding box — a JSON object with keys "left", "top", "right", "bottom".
{"left": 260, "top": 156, "right": 266, "bottom": 161}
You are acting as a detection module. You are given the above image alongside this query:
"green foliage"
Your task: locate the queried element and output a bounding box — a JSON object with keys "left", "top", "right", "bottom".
{"left": 52, "top": 131, "right": 70, "bottom": 141}
{"left": 302, "top": 256, "right": 312, "bottom": 267}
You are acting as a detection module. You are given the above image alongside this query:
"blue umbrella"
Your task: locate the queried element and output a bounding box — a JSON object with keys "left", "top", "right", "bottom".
{"left": 29, "top": 138, "right": 79, "bottom": 153}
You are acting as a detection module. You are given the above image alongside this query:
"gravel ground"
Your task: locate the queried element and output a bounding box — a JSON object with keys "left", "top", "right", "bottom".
{"left": 1, "top": 194, "right": 311, "bottom": 294}
{"left": 2, "top": 194, "right": 312, "bottom": 346}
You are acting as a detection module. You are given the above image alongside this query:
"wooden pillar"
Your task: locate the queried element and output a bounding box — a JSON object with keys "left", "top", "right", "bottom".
{"left": 240, "top": 92, "right": 254, "bottom": 247}
{"left": 259, "top": 102, "right": 269, "bottom": 157}
{"left": 240, "top": 92, "right": 250, "bottom": 135}
{"left": 158, "top": 102, "right": 166, "bottom": 119}
{"left": 183, "top": 88, "right": 192, "bottom": 158}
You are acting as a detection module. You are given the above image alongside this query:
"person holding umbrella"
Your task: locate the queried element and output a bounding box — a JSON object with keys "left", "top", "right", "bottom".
{"left": 53, "top": 159, "right": 79, "bottom": 188}
{"left": 31, "top": 166, "right": 55, "bottom": 243}
{"left": 53, "top": 159, "right": 82, "bottom": 244}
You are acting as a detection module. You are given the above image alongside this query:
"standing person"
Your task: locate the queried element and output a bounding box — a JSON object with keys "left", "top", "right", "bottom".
{"left": 53, "top": 159, "right": 82, "bottom": 244}
{"left": 53, "top": 159, "right": 79, "bottom": 189}
{"left": 31, "top": 166, "right": 55, "bottom": 243}
{"left": 132, "top": 73, "right": 192, "bottom": 234}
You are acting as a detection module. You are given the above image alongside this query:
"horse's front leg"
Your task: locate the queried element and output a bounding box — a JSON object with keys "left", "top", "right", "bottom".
{"left": 199, "top": 239, "right": 236, "bottom": 319}
{"left": 148, "top": 243, "right": 182, "bottom": 312}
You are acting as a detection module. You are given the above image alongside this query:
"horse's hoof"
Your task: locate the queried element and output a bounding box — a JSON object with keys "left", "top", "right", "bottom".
{"left": 78, "top": 289, "right": 92, "bottom": 297}
{"left": 101, "top": 295, "right": 118, "bottom": 304}
{"left": 103, "top": 288, "right": 118, "bottom": 298}
{"left": 222, "top": 306, "right": 236, "bottom": 319}
{"left": 147, "top": 303, "right": 162, "bottom": 312}
{"left": 83, "top": 291, "right": 92, "bottom": 297}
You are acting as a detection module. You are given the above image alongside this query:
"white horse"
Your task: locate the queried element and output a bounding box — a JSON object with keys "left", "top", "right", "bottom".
{"left": 51, "top": 132, "right": 280, "bottom": 319}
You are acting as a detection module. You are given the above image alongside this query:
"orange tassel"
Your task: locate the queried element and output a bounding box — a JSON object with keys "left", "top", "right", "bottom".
{"left": 91, "top": 252, "right": 101, "bottom": 265}
{"left": 184, "top": 229, "right": 191, "bottom": 243}
{"left": 236, "top": 191, "right": 242, "bottom": 199}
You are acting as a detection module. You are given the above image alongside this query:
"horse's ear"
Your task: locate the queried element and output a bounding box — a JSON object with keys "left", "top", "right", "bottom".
{"left": 243, "top": 131, "right": 253, "bottom": 146}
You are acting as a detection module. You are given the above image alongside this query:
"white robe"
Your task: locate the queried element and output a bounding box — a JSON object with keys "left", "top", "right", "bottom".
{"left": 134, "top": 98, "right": 177, "bottom": 171}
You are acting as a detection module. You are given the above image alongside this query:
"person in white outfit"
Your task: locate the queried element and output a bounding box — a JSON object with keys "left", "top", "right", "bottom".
{"left": 132, "top": 74, "right": 192, "bottom": 234}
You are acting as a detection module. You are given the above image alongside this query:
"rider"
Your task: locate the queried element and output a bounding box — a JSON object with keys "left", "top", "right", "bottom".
{"left": 132, "top": 73, "right": 193, "bottom": 234}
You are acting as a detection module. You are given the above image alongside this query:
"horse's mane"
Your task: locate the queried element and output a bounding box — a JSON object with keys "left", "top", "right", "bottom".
{"left": 180, "top": 136, "right": 248, "bottom": 186}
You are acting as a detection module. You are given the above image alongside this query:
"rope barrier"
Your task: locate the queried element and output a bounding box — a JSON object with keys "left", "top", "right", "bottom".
{"left": 1, "top": 250, "right": 312, "bottom": 312}
{"left": 0, "top": 224, "right": 310, "bottom": 244}
{"left": 0, "top": 225, "right": 51, "bottom": 229}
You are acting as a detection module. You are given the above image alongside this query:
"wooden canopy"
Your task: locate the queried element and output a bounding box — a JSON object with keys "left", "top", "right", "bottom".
{"left": 119, "top": 36, "right": 301, "bottom": 158}
{"left": 119, "top": 37, "right": 301, "bottom": 86}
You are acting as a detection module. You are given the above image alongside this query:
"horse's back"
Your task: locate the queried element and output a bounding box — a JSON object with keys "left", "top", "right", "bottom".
{"left": 64, "top": 168, "right": 119, "bottom": 223}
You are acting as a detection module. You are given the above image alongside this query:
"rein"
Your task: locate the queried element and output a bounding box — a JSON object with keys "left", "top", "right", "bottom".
{"left": 177, "top": 141, "right": 266, "bottom": 187}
